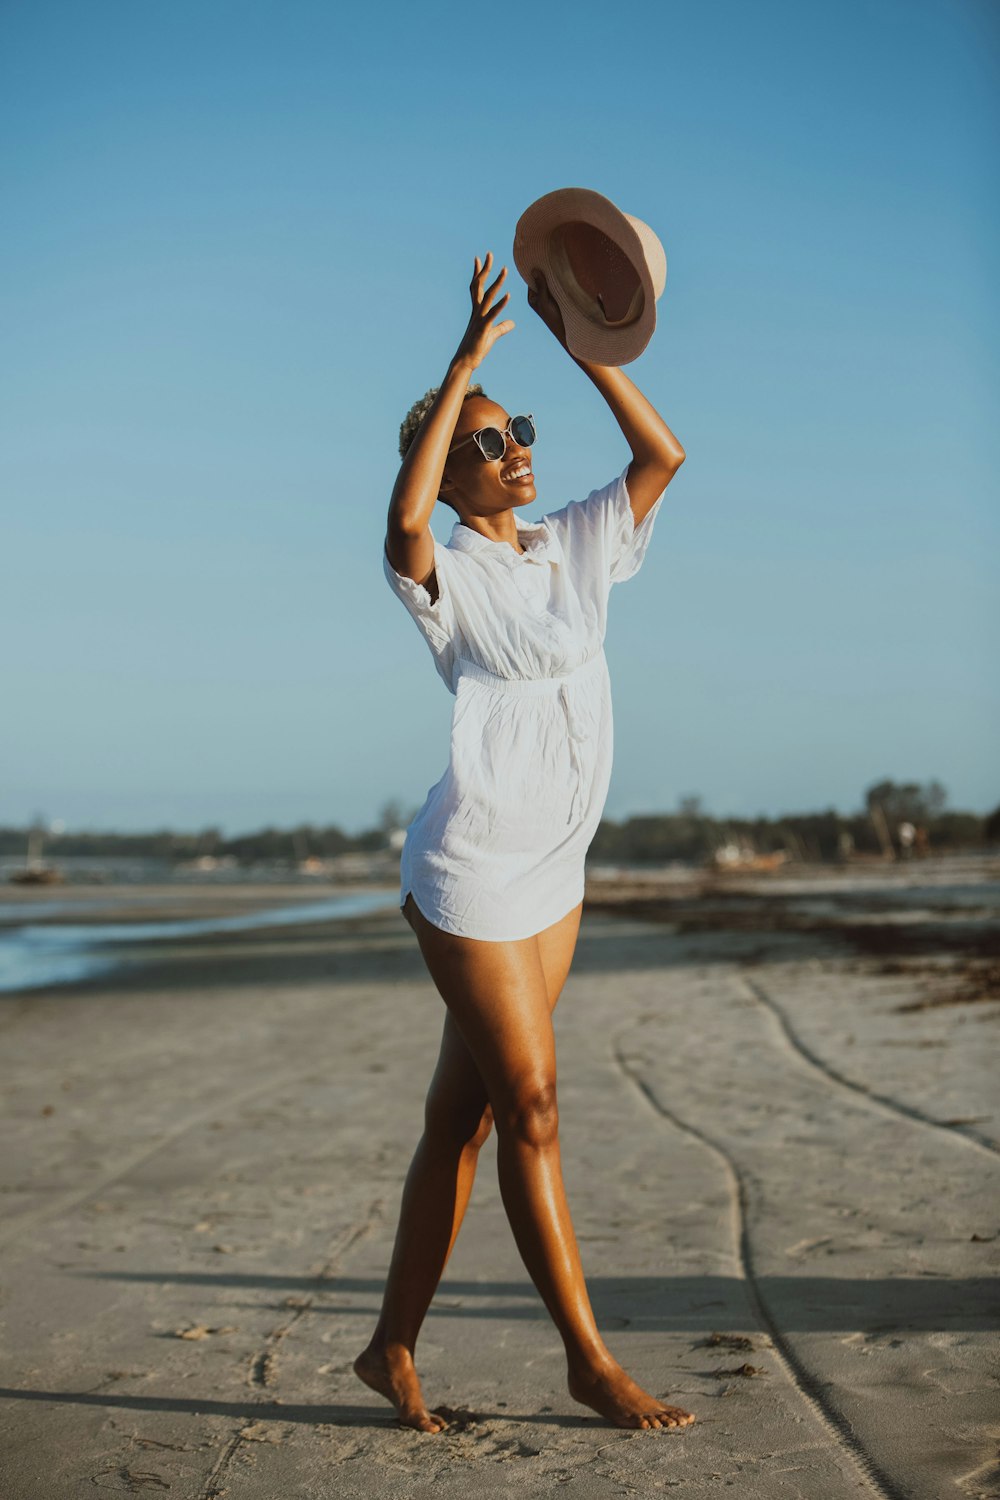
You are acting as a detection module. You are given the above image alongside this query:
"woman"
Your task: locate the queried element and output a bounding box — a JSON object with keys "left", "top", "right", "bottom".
{"left": 356, "top": 250, "right": 691, "bottom": 1433}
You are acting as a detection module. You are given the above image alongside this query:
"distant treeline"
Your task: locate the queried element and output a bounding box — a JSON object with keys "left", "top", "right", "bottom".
{"left": 590, "top": 805, "right": 988, "bottom": 866}
{"left": 3, "top": 780, "right": 997, "bottom": 868}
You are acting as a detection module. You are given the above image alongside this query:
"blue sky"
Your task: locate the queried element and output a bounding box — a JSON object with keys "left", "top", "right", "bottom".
{"left": 2, "top": 0, "right": 997, "bottom": 836}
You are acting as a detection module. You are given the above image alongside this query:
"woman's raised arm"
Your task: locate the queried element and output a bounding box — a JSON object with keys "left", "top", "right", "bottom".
{"left": 527, "top": 268, "right": 685, "bottom": 524}
{"left": 386, "top": 253, "right": 514, "bottom": 591}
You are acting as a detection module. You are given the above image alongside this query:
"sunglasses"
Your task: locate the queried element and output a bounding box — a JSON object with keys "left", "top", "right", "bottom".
{"left": 447, "top": 413, "right": 536, "bottom": 463}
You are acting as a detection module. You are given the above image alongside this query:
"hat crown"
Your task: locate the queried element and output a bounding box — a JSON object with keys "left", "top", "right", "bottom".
{"left": 622, "top": 214, "right": 667, "bottom": 299}
{"left": 550, "top": 220, "right": 645, "bottom": 327}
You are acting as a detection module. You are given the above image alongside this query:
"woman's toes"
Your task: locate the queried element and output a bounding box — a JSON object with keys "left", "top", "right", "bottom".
{"left": 660, "top": 1405, "right": 693, "bottom": 1427}
{"left": 408, "top": 1415, "right": 436, "bottom": 1433}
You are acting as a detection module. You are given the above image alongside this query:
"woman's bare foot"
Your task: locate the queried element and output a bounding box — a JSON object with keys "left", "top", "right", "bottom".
{"left": 353, "top": 1341, "right": 449, "bottom": 1433}
{"left": 568, "top": 1356, "right": 696, "bottom": 1430}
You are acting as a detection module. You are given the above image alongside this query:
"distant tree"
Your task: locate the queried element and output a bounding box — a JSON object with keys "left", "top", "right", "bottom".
{"left": 864, "top": 778, "right": 948, "bottom": 825}
{"left": 378, "top": 798, "right": 410, "bottom": 833}
{"left": 984, "top": 804, "right": 1000, "bottom": 844}
{"left": 932, "top": 811, "right": 984, "bottom": 847}
{"left": 677, "top": 794, "right": 703, "bottom": 818}
{"left": 196, "top": 826, "right": 222, "bottom": 855}
{"left": 924, "top": 780, "right": 948, "bottom": 818}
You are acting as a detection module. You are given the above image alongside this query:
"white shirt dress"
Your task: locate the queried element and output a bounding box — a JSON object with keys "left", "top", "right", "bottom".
{"left": 382, "top": 465, "right": 666, "bottom": 942}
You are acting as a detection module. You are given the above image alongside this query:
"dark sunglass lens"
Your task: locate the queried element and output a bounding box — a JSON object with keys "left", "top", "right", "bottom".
{"left": 511, "top": 415, "right": 535, "bottom": 446}
{"left": 478, "top": 427, "right": 505, "bottom": 460}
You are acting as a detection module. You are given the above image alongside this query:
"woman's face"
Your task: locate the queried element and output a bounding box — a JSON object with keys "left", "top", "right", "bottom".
{"left": 439, "top": 397, "right": 536, "bottom": 519}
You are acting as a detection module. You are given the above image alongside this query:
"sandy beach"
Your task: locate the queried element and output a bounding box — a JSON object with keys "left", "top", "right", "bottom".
{"left": 0, "top": 856, "right": 997, "bottom": 1499}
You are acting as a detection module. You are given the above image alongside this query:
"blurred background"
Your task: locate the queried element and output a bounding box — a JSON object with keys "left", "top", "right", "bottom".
{"left": 2, "top": 0, "right": 997, "bottom": 883}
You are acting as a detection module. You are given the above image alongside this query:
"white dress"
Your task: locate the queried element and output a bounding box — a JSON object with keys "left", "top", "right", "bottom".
{"left": 382, "top": 465, "right": 666, "bottom": 941}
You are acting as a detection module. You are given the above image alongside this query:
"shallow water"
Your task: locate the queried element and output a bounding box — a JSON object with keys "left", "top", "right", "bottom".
{"left": 0, "top": 890, "right": 399, "bottom": 994}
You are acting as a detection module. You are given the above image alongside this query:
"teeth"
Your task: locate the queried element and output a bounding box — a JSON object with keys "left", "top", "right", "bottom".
{"left": 506, "top": 466, "right": 531, "bottom": 480}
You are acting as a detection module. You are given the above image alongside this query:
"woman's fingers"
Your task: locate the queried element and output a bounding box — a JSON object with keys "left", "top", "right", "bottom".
{"left": 473, "top": 250, "right": 492, "bottom": 283}
{"left": 470, "top": 252, "right": 491, "bottom": 307}
{"left": 481, "top": 290, "right": 511, "bottom": 323}
{"left": 479, "top": 265, "right": 508, "bottom": 313}
{"left": 457, "top": 251, "right": 515, "bottom": 362}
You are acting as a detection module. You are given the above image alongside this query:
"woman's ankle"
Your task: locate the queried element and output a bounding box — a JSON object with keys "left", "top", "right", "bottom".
{"left": 566, "top": 1342, "right": 616, "bottom": 1379}
{"left": 364, "top": 1327, "right": 418, "bottom": 1360}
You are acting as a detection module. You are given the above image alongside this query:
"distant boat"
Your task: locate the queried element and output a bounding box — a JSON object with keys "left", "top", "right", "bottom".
{"left": 9, "top": 865, "right": 64, "bottom": 885}
{"left": 710, "top": 844, "right": 788, "bottom": 874}
{"left": 175, "top": 854, "right": 238, "bottom": 873}
{"left": 8, "top": 820, "right": 65, "bottom": 884}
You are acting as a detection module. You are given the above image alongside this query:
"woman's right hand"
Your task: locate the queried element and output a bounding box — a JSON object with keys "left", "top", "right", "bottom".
{"left": 452, "top": 252, "right": 514, "bottom": 371}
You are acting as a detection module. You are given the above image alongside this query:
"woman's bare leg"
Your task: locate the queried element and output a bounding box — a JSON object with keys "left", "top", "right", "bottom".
{"left": 353, "top": 1012, "right": 493, "bottom": 1432}
{"left": 358, "top": 896, "right": 695, "bottom": 1432}
{"left": 354, "top": 896, "right": 583, "bottom": 1433}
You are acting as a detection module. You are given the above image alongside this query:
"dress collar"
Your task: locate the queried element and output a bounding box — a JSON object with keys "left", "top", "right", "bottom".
{"left": 447, "top": 513, "right": 559, "bottom": 567}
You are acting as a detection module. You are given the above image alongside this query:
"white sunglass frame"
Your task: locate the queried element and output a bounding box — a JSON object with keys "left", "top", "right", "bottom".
{"left": 448, "top": 413, "right": 536, "bottom": 463}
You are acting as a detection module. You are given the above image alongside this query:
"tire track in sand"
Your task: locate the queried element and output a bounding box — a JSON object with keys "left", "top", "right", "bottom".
{"left": 612, "top": 1029, "right": 901, "bottom": 1500}
{"left": 741, "top": 975, "right": 999, "bottom": 1158}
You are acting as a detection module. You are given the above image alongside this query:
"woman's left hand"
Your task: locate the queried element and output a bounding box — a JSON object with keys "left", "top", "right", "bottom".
{"left": 527, "top": 268, "right": 569, "bottom": 351}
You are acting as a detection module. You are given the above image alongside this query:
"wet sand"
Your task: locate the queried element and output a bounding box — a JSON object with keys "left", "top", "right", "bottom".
{"left": 0, "top": 858, "right": 997, "bottom": 1498}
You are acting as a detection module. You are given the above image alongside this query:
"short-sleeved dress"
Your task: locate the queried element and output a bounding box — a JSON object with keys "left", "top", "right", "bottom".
{"left": 382, "top": 465, "right": 666, "bottom": 941}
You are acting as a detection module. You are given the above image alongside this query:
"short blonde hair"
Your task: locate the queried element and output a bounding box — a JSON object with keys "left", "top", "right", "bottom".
{"left": 398, "top": 382, "right": 487, "bottom": 459}
{"left": 401, "top": 384, "right": 491, "bottom": 513}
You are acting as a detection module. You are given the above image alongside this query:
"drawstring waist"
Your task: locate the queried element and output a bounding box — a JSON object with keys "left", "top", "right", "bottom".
{"left": 451, "top": 651, "right": 605, "bottom": 695}
{"left": 451, "top": 653, "right": 606, "bottom": 824}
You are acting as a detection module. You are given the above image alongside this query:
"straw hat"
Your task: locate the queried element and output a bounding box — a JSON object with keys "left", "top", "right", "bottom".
{"left": 513, "top": 187, "right": 667, "bottom": 366}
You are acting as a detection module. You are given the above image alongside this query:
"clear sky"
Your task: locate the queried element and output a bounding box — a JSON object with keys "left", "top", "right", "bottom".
{"left": 2, "top": 0, "right": 997, "bottom": 836}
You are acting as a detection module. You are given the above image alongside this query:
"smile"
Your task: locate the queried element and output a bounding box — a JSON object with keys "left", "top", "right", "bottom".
{"left": 502, "top": 464, "right": 533, "bottom": 482}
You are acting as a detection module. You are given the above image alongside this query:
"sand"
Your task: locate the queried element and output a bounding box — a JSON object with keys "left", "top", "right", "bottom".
{"left": 0, "top": 857, "right": 997, "bottom": 1498}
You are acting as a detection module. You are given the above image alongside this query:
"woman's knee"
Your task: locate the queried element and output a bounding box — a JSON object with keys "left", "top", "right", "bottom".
{"left": 466, "top": 1101, "right": 495, "bottom": 1149}
{"left": 495, "top": 1079, "right": 559, "bottom": 1148}
{"left": 424, "top": 1094, "right": 494, "bottom": 1151}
